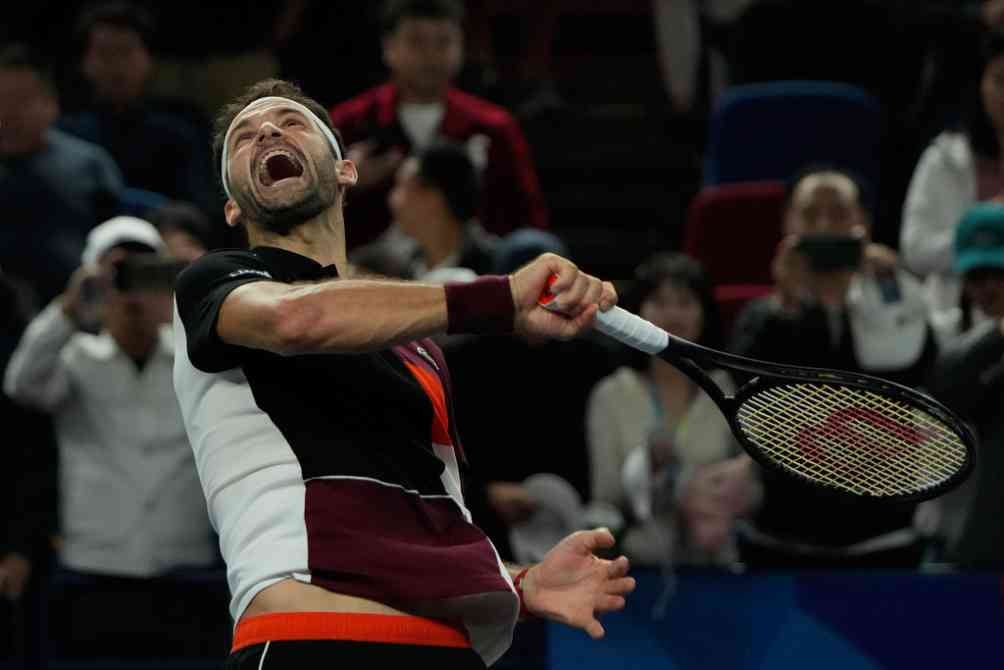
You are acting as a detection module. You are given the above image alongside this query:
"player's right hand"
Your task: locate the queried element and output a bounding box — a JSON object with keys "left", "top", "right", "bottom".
{"left": 508, "top": 253, "right": 617, "bottom": 340}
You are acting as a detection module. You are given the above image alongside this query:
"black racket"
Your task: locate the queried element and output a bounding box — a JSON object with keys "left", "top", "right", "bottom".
{"left": 540, "top": 283, "right": 975, "bottom": 503}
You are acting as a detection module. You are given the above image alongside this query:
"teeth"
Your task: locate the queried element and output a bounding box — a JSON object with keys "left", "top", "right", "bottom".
{"left": 258, "top": 148, "right": 300, "bottom": 184}
{"left": 262, "top": 148, "right": 297, "bottom": 163}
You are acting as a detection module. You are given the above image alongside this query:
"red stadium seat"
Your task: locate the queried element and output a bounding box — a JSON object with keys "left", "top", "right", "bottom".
{"left": 684, "top": 181, "right": 786, "bottom": 335}
{"left": 683, "top": 181, "right": 786, "bottom": 287}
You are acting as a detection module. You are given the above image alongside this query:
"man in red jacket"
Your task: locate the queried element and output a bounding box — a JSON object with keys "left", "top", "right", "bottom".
{"left": 329, "top": 0, "right": 548, "bottom": 250}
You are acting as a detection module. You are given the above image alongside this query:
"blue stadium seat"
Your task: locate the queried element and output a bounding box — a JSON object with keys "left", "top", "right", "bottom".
{"left": 703, "top": 81, "right": 881, "bottom": 191}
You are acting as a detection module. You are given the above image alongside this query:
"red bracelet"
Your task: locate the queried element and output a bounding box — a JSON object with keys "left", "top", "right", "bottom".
{"left": 514, "top": 567, "right": 532, "bottom": 619}
{"left": 443, "top": 276, "right": 515, "bottom": 335}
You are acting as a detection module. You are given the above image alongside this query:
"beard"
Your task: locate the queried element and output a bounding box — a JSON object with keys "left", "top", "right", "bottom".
{"left": 237, "top": 169, "right": 339, "bottom": 236}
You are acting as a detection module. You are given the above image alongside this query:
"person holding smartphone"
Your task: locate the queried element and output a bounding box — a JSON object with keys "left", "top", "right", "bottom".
{"left": 729, "top": 165, "right": 940, "bottom": 569}
{"left": 3, "top": 216, "right": 215, "bottom": 656}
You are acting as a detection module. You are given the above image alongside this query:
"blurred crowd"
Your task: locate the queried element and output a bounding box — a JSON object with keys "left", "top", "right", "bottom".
{"left": 4, "top": 0, "right": 1004, "bottom": 667}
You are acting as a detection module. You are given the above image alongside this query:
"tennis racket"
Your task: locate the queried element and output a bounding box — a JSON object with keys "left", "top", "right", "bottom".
{"left": 540, "top": 281, "right": 975, "bottom": 502}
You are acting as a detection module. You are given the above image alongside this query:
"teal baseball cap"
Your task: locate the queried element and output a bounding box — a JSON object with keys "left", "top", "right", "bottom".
{"left": 955, "top": 203, "right": 1004, "bottom": 274}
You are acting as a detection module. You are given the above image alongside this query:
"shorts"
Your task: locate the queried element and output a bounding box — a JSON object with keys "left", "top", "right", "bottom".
{"left": 224, "top": 611, "right": 486, "bottom": 669}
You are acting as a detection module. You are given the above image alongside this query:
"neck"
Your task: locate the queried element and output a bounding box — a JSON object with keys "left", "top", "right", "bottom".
{"left": 248, "top": 206, "right": 349, "bottom": 275}
{"left": 112, "top": 329, "right": 158, "bottom": 363}
{"left": 420, "top": 215, "right": 465, "bottom": 269}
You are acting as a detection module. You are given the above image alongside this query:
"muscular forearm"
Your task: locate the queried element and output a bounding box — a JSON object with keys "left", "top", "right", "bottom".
{"left": 223, "top": 275, "right": 514, "bottom": 355}
{"left": 280, "top": 279, "right": 449, "bottom": 353}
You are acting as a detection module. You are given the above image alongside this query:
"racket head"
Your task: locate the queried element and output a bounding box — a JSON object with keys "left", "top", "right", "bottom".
{"left": 727, "top": 371, "right": 976, "bottom": 503}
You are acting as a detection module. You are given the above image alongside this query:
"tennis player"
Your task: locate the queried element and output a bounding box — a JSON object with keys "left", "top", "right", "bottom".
{"left": 172, "top": 79, "right": 634, "bottom": 669}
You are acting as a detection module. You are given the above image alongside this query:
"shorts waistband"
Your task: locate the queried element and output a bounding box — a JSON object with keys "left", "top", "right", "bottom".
{"left": 231, "top": 612, "right": 470, "bottom": 653}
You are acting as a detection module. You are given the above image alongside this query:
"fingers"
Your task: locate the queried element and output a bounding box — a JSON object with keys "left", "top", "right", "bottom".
{"left": 595, "top": 595, "right": 626, "bottom": 613}
{"left": 553, "top": 274, "right": 590, "bottom": 316}
{"left": 580, "top": 527, "right": 616, "bottom": 552}
{"left": 604, "top": 576, "right": 636, "bottom": 597}
{"left": 606, "top": 555, "right": 630, "bottom": 579}
{"left": 585, "top": 619, "right": 606, "bottom": 640}
{"left": 599, "top": 281, "right": 618, "bottom": 311}
{"left": 558, "top": 303, "right": 598, "bottom": 338}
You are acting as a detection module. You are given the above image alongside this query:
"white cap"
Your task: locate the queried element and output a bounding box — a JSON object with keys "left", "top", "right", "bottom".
{"left": 847, "top": 270, "right": 929, "bottom": 370}
{"left": 82, "top": 216, "right": 164, "bottom": 266}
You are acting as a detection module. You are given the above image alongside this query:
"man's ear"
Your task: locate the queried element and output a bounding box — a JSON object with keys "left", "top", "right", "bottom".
{"left": 224, "top": 199, "right": 242, "bottom": 228}
{"left": 336, "top": 159, "right": 359, "bottom": 188}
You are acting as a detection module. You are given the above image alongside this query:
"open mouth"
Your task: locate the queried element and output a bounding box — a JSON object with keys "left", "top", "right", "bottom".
{"left": 258, "top": 148, "right": 305, "bottom": 187}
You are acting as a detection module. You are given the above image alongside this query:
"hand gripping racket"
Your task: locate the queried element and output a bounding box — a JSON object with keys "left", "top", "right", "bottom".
{"left": 540, "top": 279, "right": 975, "bottom": 502}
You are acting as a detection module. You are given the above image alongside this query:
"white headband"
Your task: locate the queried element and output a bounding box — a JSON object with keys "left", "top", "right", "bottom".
{"left": 220, "top": 96, "right": 343, "bottom": 199}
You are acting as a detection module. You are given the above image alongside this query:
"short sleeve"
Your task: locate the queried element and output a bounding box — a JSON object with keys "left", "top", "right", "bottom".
{"left": 174, "top": 250, "right": 274, "bottom": 372}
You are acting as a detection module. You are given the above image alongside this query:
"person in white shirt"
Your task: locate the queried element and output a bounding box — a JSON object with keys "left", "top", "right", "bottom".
{"left": 902, "top": 27, "right": 1004, "bottom": 318}
{"left": 3, "top": 216, "right": 213, "bottom": 578}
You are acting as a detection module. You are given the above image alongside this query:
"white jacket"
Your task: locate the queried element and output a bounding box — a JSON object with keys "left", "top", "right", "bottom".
{"left": 901, "top": 131, "right": 976, "bottom": 316}
{"left": 3, "top": 303, "right": 214, "bottom": 577}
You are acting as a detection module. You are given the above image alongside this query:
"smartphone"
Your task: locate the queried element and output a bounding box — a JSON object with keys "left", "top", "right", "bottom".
{"left": 113, "top": 255, "right": 187, "bottom": 293}
{"left": 795, "top": 234, "right": 864, "bottom": 273}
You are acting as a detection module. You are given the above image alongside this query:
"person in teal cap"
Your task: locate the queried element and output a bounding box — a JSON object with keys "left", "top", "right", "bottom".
{"left": 926, "top": 201, "right": 1004, "bottom": 568}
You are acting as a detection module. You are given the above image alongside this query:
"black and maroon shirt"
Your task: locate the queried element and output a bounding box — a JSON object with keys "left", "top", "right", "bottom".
{"left": 172, "top": 246, "right": 518, "bottom": 665}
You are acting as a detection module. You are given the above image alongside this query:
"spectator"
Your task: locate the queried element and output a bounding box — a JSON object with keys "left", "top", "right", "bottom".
{"left": 0, "top": 43, "right": 123, "bottom": 306}
{"left": 902, "top": 27, "right": 1004, "bottom": 318}
{"left": 389, "top": 140, "right": 498, "bottom": 278}
{"left": 329, "top": 0, "right": 548, "bottom": 249}
{"left": 59, "top": 2, "right": 217, "bottom": 215}
{"left": 652, "top": 0, "right": 755, "bottom": 116}
{"left": 927, "top": 203, "right": 1004, "bottom": 568}
{"left": 731, "top": 166, "right": 937, "bottom": 568}
{"left": 586, "top": 253, "right": 759, "bottom": 567}
{"left": 147, "top": 200, "right": 214, "bottom": 263}
{"left": 3, "top": 216, "right": 213, "bottom": 585}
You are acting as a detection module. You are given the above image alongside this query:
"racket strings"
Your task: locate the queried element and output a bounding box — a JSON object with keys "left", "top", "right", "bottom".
{"left": 745, "top": 385, "right": 963, "bottom": 494}
{"left": 737, "top": 384, "right": 967, "bottom": 497}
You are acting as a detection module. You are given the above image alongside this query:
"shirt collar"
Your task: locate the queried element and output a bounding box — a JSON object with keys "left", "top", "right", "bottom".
{"left": 251, "top": 245, "right": 341, "bottom": 281}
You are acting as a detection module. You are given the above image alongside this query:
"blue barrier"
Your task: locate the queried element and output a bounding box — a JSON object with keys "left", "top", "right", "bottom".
{"left": 544, "top": 569, "right": 1004, "bottom": 670}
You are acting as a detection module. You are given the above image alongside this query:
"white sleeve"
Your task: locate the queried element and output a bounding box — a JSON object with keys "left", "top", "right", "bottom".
{"left": 901, "top": 142, "right": 971, "bottom": 277}
{"left": 586, "top": 383, "right": 626, "bottom": 507}
{"left": 3, "top": 302, "right": 76, "bottom": 411}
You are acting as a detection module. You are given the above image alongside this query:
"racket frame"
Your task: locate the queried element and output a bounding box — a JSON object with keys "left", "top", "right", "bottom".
{"left": 662, "top": 338, "right": 976, "bottom": 503}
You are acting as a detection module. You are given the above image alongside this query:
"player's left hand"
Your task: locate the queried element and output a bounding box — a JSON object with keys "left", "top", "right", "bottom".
{"left": 521, "top": 528, "right": 635, "bottom": 639}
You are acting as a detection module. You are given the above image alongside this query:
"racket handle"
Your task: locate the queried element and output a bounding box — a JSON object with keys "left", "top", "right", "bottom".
{"left": 538, "top": 276, "right": 668, "bottom": 354}
{"left": 594, "top": 306, "right": 669, "bottom": 354}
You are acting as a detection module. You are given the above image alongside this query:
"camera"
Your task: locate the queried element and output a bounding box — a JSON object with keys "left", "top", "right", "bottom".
{"left": 795, "top": 234, "right": 863, "bottom": 273}
{"left": 112, "top": 255, "right": 186, "bottom": 293}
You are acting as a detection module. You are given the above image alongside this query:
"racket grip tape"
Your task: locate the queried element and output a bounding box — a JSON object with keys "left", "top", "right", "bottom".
{"left": 538, "top": 275, "right": 668, "bottom": 354}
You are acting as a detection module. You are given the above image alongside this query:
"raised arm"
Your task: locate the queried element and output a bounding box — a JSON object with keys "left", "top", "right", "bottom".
{"left": 218, "top": 278, "right": 448, "bottom": 354}
{"left": 2, "top": 265, "right": 99, "bottom": 410}
{"left": 211, "top": 252, "right": 618, "bottom": 356}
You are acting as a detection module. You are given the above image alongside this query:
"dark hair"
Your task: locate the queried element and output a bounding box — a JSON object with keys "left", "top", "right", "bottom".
{"left": 622, "top": 253, "right": 724, "bottom": 369}
{"left": 75, "top": 2, "right": 155, "bottom": 52}
{"left": 211, "top": 78, "right": 346, "bottom": 194}
{"left": 415, "top": 140, "right": 479, "bottom": 222}
{"left": 0, "top": 43, "right": 55, "bottom": 93}
{"left": 784, "top": 163, "right": 873, "bottom": 216}
{"left": 381, "top": 0, "right": 464, "bottom": 35}
{"left": 962, "top": 28, "right": 1004, "bottom": 160}
{"left": 147, "top": 200, "right": 213, "bottom": 249}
